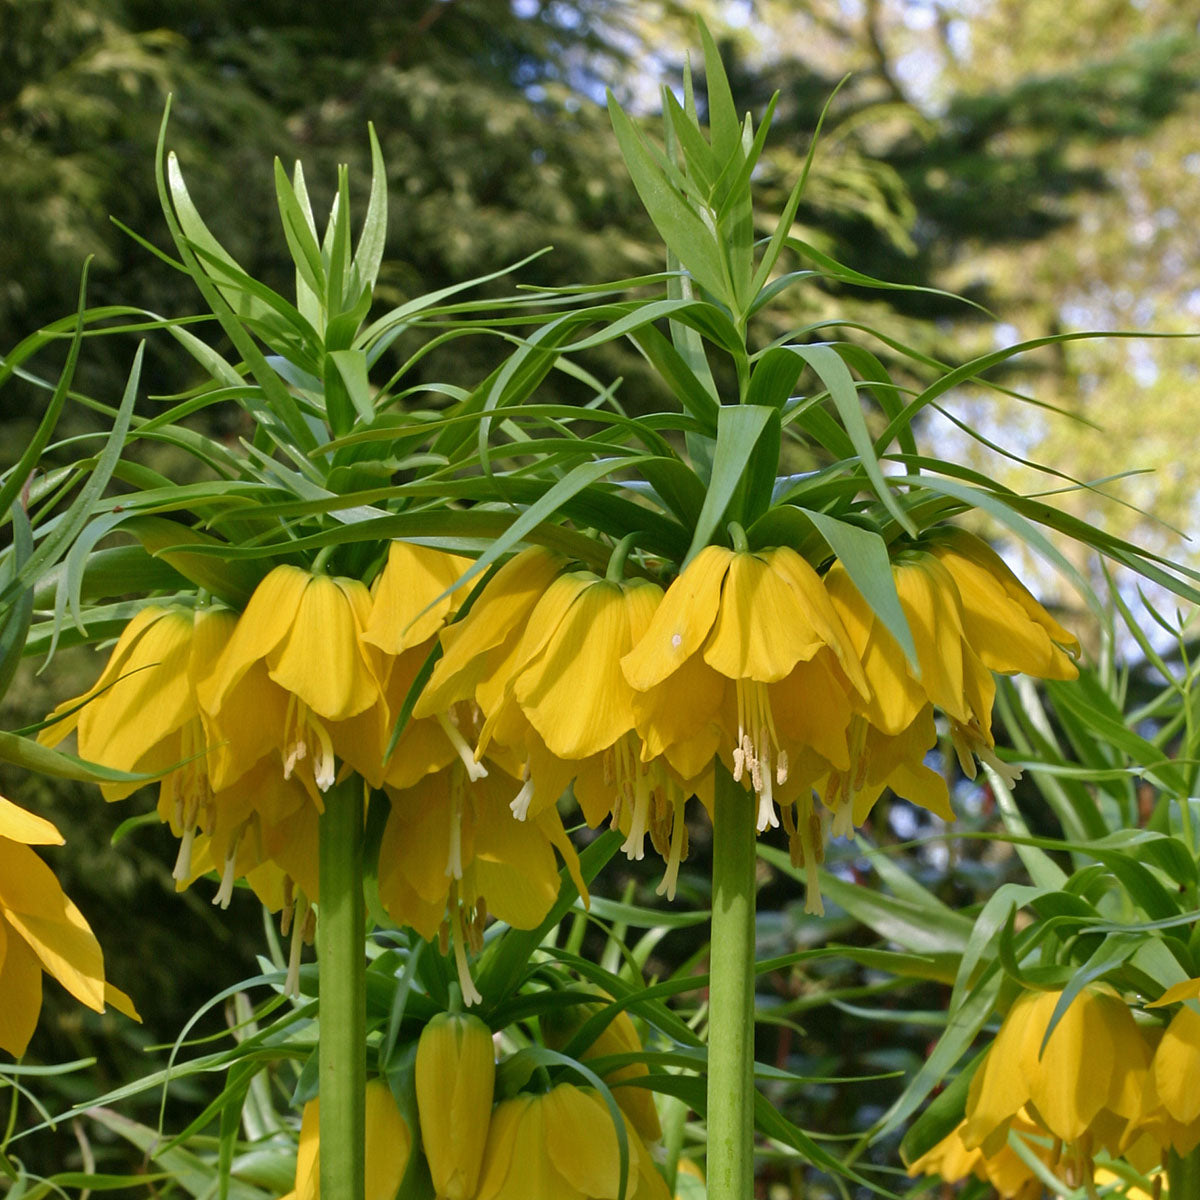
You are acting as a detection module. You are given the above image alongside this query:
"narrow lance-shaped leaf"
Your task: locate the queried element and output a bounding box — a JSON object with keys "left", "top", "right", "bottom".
{"left": 804, "top": 509, "right": 917, "bottom": 668}
{"left": 685, "top": 404, "right": 774, "bottom": 563}
{"left": 790, "top": 344, "right": 917, "bottom": 536}
{"left": 607, "top": 92, "right": 731, "bottom": 305}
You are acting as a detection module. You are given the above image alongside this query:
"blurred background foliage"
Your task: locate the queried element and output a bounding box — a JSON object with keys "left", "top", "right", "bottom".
{"left": 5, "top": 0, "right": 1200, "bottom": 1185}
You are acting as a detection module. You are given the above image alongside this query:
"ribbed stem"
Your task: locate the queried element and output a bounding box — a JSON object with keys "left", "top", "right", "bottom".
{"left": 318, "top": 775, "right": 366, "bottom": 1200}
{"left": 707, "top": 761, "right": 757, "bottom": 1199}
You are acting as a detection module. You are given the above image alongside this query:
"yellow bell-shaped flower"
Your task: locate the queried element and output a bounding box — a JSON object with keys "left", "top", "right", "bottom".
{"left": 929, "top": 530, "right": 1079, "bottom": 680}
{"left": 906, "top": 1114, "right": 1048, "bottom": 1199}
{"left": 963, "top": 986, "right": 1151, "bottom": 1161}
{"left": 415, "top": 546, "right": 568, "bottom": 721}
{"left": 282, "top": 1078, "right": 412, "bottom": 1200}
{"left": 376, "top": 751, "right": 585, "bottom": 1005}
{"left": 416, "top": 1011, "right": 496, "bottom": 1199}
{"left": 541, "top": 997, "right": 662, "bottom": 1144}
{"left": 198, "top": 565, "right": 386, "bottom": 796}
{"left": 622, "top": 545, "right": 867, "bottom": 836}
{"left": 1130, "top": 977, "right": 1200, "bottom": 1155}
{"left": 474, "top": 1084, "right": 668, "bottom": 1200}
{"left": 0, "top": 795, "right": 137, "bottom": 1057}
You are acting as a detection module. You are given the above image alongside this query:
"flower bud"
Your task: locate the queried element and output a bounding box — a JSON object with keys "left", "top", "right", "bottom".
{"left": 416, "top": 1011, "right": 496, "bottom": 1199}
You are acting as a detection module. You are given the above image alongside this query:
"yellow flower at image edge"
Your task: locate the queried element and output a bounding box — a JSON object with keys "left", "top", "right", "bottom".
{"left": 964, "top": 986, "right": 1149, "bottom": 1159}
{"left": 0, "top": 795, "right": 138, "bottom": 1058}
{"left": 283, "top": 1079, "right": 411, "bottom": 1200}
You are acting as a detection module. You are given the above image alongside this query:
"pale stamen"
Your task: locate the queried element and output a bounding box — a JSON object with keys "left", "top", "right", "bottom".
{"left": 282, "top": 694, "right": 337, "bottom": 791}
{"left": 437, "top": 713, "right": 488, "bottom": 782}
{"left": 449, "top": 898, "right": 483, "bottom": 1007}
{"left": 735, "top": 680, "right": 783, "bottom": 830}
{"left": 509, "top": 776, "right": 535, "bottom": 821}
{"left": 655, "top": 792, "right": 688, "bottom": 901}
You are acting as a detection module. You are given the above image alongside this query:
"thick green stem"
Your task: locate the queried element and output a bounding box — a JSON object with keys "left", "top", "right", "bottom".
{"left": 1167, "top": 1145, "right": 1200, "bottom": 1198}
{"left": 707, "top": 762, "right": 758, "bottom": 1200}
{"left": 318, "top": 775, "right": 366, "bottom": 1200}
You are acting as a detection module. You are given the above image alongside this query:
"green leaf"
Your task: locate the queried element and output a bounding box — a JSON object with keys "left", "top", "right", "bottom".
{"left": 803, "top": 509, "right": 917, "bottom": 668}
{"left": 354, "top": 123, "right": 389, "bottom": 292}
{"left": 789, "top": 344, "right": 916, "bottom": 536}
{"left": 607, "top": 93, "right": 730, "bottom": 304}
{"left": 123, "top": 516, "right": 264, "bottom": 608}
{"left": 695, "top": 18, "right": 741, "bottom": 166}
{"left": 273, "top": 157, "right": 326, "bottom": 301}
{"left": 0, "top": 264, "right": 89, "bottom": 521}
{"left": 685, "top": 404, "right": 773, "bottom": 562}
{"left": 0, "top": 344, "right": 141, "bottom": 613}
{"left": 0, "top": 729, "right": 154, "bottom": 785}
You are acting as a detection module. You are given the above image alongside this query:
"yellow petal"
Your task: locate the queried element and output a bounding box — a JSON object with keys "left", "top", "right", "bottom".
{"left": 417, "top": 548, "right": 566, "bottom": 716}
{"left": 199, "top": 565, "right": 311, "bottom": 709}
{"left": 517, "top": 579, "right": 652, "bottom": 759}
{"left": 0, "top": 923, "right": 42, "bottom": 1058}
{"left": 963, "top": 991, "right": 1038, "bottom": 1149}
{"left": 364, "top": 1079, "right": 412, "bottom": 1200}
{"left": 416, "top": 1013, "right": 495, "bottom": 1200}
{"left": 201, "top": 660, "right": 290, "bottom": 791}
{"left": 268, "top": 574, "right": 379, "bottom": 721}
{"left": 1021, "top": 988, "right": 1112, "bottom": 1141}
{"left": 542, "top": 1085, "right": 622, "bottom": 1198}
{"left": 292, "top": 1096, "right": 320, "bottom": 1200}
{"left": 1155, "top": 1004, "right": 1200, "bottom": 1125}
{"left": 378, "top": 778, "right": 453, "bottom": 915}
{"left": 38, "top": 605, "right": 170, "bottom": 749}
{"left": 0, "top": 795, "right": 63, "bottom": 846}
{"left": 768, "top": 654, "right": 853, "bottom": 770}
{"left": 77, "top": 608, "right": 195, "bottom": 770}
{"left": 475, "top": 1096, "right": 564, "bottom": 1200}
{"left": 631, "top": 653, "right": 726, "bottom": 763}
{"left": 894, "top": 557, "right": 971, "bottom": 724}
{"left": 364, "top": 542, "right": 474, "bottom": 654}
{"left": 0, "top": 841, "right": 106, "bottom": 1011}
{"left": 1147, "top": 977, "right": 1200, "bottom": 1008}
{"left": 470, "top": 781, "right": 562, "bottom": 929}
{"left": 621, "top": 546, "right": 729, "bottom": 691}
{"left": 825, "top": 565, "right": 925, "bottom": 736}
{"left": 104, "top": 982, "right": 141, "bottom": 1022}
{"left": 703, "top": 551, "right": 826, "bottom": 682}
{"left": 934, "top": 533, "right": 1079, "bottom": 675}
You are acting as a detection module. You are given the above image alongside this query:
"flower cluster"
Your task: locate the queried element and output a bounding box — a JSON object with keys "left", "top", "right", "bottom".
{"left": 412, "top": 529, "right": 1076, "bottom": 913}
{"left": 911, "top": 980, "right": 1200, "bottom": 1192}
{"left": 42, "top": 525, "right": 1075, "bottom": 982}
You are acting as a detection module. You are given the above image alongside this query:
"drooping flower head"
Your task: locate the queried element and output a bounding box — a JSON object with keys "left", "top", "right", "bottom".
{"left": 621, "top": 544, "right": 868, "bottom": 852}
{"left": 376, "top": 742, "right": 585, "bottom": 1005}
{"left": 415, "top": 547, "right": 699, "bottom": 898}
{"left": 474, "top": 1083, "right": 669, "bottom": 1200}
{"left": 1129, "top": 977, "right": 1200, "bottom": 1156}
{"left": 541, "top": 994, "right": 663, "bottom": 1144}
{"left": 963, "top": 985, "right": 1151, "bottom": 1173}
{"left": 905, "top": 1114, "right": 1049, "bottom": 1199}
{"left": 0, "top": 795, "right": 137, "bottom": 1057}
{"left": 38, "top": 604, "right": 318, "bottom": 907}
{"left": 198, "top": 565, "right": 387, "bottom": 797}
